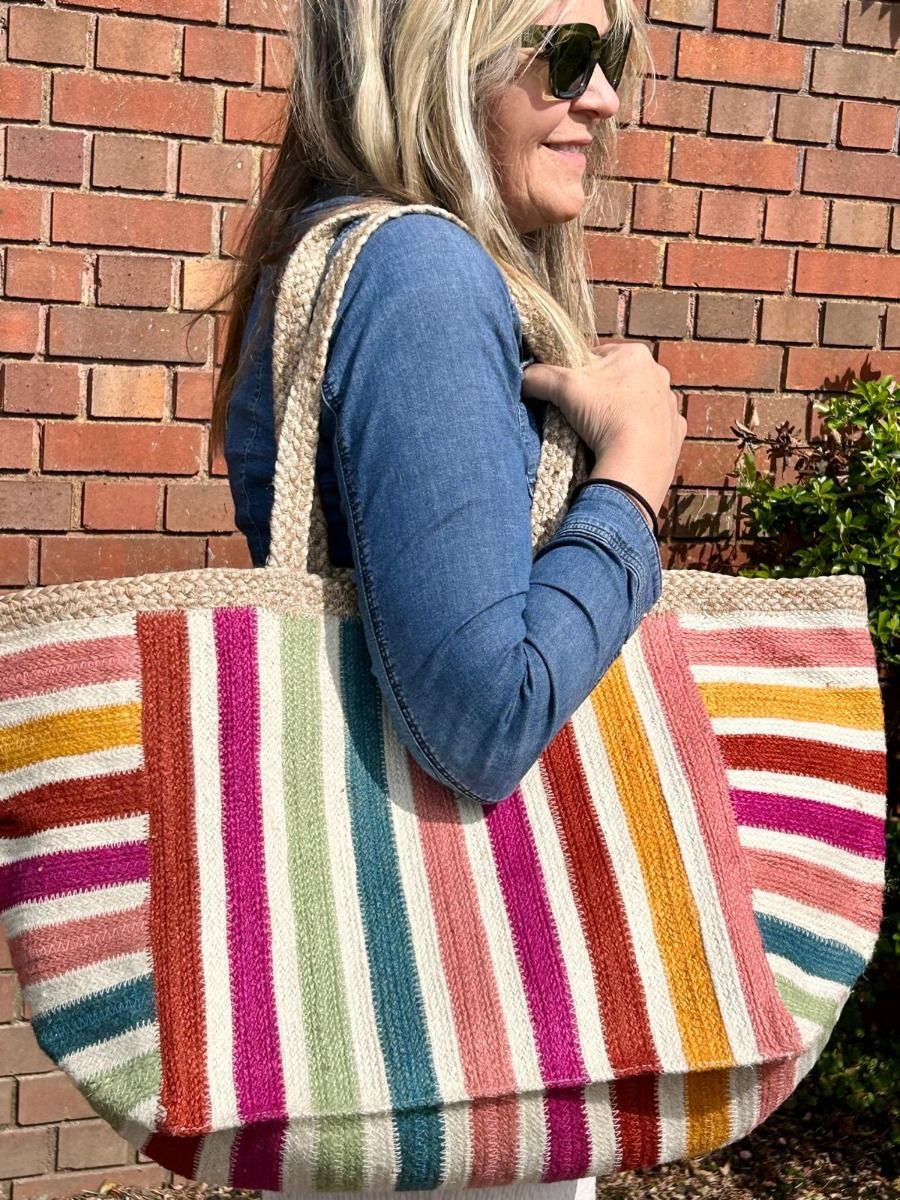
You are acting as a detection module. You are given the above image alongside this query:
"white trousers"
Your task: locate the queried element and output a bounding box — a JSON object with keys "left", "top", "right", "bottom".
{"left": 262, "top": 1178, "right": 596, "bottom": 1200}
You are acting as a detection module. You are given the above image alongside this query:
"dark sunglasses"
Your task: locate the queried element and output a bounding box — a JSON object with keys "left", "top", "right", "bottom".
{"left": 520, "top": 20, "right": 633, "bottom": 99}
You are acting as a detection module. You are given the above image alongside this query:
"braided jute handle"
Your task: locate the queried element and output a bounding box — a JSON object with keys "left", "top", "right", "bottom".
{"left": 267, "top": 201, "right": 590, "bottom": 578}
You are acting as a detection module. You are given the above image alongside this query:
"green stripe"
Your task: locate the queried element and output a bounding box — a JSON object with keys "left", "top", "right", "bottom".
{"left": 82, "top": 1049, "right": 162, "bottom": 1133}
{"left": 282, "top": 614, "right": 364, "bottom": 1190}
{"left": 775, "top": 973, "right": 840, "bottom": 1029}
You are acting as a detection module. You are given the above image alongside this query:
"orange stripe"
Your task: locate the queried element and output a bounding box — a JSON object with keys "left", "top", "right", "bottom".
{"left": 697, "top": 682, "right": 883, "bottom": 729}
{"left": 592, "top": 657, "right": 733, "bottom": 1070}
{"left": 684, "top": 1070, "right": 731, "bottom": 1155}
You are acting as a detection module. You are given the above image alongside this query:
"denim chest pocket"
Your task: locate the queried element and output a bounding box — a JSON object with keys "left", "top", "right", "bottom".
{"left": 517, "top": 353, "right": 542, "bottom": 499}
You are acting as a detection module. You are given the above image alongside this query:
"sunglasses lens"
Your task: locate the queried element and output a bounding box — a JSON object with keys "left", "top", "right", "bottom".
{"left": 549, "top": 27, "right": 630, "bottom": 97}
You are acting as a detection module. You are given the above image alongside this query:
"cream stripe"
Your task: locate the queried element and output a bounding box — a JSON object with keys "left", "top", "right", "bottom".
{"left": 657, "top": 1075, "right": 686, "bottom": 1164}
{"left": 320, "top": 615, "right": 396, "bottom": 1189}
{"left": 692, "top": 665, "right": 877, "bottom": 688}
{"left": 63, "top": 1021, "right": 159, "bottom": 1084}
{"left": 583, "top": 1082, "right": 617, "bottom": 1176}
{"left": 752, "top": 889, "right": 878, "bottom": 962}
{"left": 568, "top": 696, "right": 685, "bottom": 1073}
{"left": 0, "top": 880, "right": 148, "bottom": 938}
{"left": 519, "top": 749, "right": 612, "bottom": 1080}
{"left": 514, "top": 1092, "right": 549, "bottom": 1182}
{"left": 257, "top": 610, "right": 313, "bottom": 1128}
{"left": 121, "top": 1091, "right": 162, "bottom": 1140}
{"left": 0, "top": 613, "right": 135, "bottom": 657}
{"left": 726, "top": 768, "right": 885, "bottom": 815}
{"left": 195, "top": 1129, "right": 240, "bottom": 1187}
{"left": 0, "top": 813, "right": 147, "bottom": 866}
{"left": 0, "top": 679, "right": 140, "bottom": 728}
{"left": 737, "top": 826, "right": 885, "bottom": 885}
{"left": 678, "top": 611, "right": 866, "bottom": 632}
{"left": 0, "top": 744, "right": 143, "bottom": 802}
{"left": 186, "top": 609, "right": 238, "bottom": 1132}
{"left": 624, "top": 638, "right": 758, "bottom": 1065}
{"left": 767, "top": 953, "right": 850, "bottom": 1005}
{"left": 727, "top": 1066, "right": 759, "bottom": 1144}
{"left": 712, "top": 716, "right": 885, "bottom": 752}
{"left": 24, "top": 949, "right": 152, "bottom": 1016}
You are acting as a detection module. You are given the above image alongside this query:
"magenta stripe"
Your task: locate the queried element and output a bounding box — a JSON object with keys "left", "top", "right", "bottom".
{"left": 543, "top": 1089, "right": 591, "bottom": 1183}
{"left": 485, "top": 788, "right": 590, "bottom": 1180}
{"left": 732, "top": 789, "right": 885, "bottom": 859}
{"left": 230, "top": 1119, "right": 288, "bottom": 1190}
{"left": 0, "top": 636, "right": 139, "bottom": 701}
{"left": 213, "top": 607, "right": 286, "bottom": 1125}
{"left": 0, "top": 841, "right": 148, "bottom": 908}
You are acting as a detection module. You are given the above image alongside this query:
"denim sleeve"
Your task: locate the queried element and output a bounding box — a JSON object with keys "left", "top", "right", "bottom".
{"left": 322, "top": 213, "right": 663, "bottom": 804}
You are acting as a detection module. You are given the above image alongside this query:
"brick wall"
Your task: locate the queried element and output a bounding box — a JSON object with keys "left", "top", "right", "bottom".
{"left": 0, "top": 0, "right": 898, "bottom": 1195}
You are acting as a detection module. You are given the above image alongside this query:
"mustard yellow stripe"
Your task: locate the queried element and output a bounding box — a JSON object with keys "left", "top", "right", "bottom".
{"left": 0, "top": 703, "right": 142, "bottom": 773}
{"left": 697, "top": 682, "right": 882, "bottom": 730}
{"left": 591, "top": 658, "right": 733, "bottom": 1070}
{"left": 684, "top": 1069, "right": 732, "bottom": 1157}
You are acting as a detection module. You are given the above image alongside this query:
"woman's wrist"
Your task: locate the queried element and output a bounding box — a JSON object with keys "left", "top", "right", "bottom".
{"left": 574, "top": 473, "right": 659, "bottom": 539}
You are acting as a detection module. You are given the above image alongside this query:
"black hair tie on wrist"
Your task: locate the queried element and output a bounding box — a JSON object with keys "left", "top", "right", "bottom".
{"left": 570, "top": 477, "right": 660, "bottom": 541}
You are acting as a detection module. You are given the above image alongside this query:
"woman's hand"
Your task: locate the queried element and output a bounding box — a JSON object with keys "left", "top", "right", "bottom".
{"left": 521, "top": 341, "right": 686, "bottom": 516}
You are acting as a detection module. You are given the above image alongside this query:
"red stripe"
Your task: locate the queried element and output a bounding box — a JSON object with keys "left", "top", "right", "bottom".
{"left": 141, "top": 1131, "right": 204, "bottom": 1180}
{"left": 0, "top": 771, "right": 146, "bottom": 838}
{"left": 613, "top": 1076, "right": 659, "bottom": 1171}
{"left": 137, "top": 612, "right": 209, "bottom": 1134}
{"left": 718, "top": 735, "right": 886, "bottom": 795}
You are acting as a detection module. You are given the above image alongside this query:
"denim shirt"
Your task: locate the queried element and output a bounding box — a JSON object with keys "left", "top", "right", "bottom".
{"left": 225, "top": 188, "right": 663, "bottom": 804}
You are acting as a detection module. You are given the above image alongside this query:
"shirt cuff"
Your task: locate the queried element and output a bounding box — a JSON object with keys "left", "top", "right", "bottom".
{"left": 534, "top": 481, "right": 664, "bottom": 624}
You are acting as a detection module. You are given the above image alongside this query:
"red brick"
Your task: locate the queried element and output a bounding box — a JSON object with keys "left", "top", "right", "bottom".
{"left": 683, "top": 393, "right": 748, "bottom": 438}
{"left": 0, "top": 538, "right": 34, "bottom": 587}
{"left": 894, "top": 207, "right": 900, "bottom": 253}
{"left": 646, "top": 26, "right": 678, "bottom": 76}
{"left": 586, "top": 234, "right": 663, "bottom": 285}
{"left": 44, "top": 422, "right": 202, "bottom": 475}
{"left": 6, "top": 247, "right": 84, "bottom": 302}
{"left": 174, "top": 370, "right": 214, "bottom": 420}
{"left": 0, "top": 420, "right": 36, "bottom": 471}
{"left": 838, "top": 101, "right": 897, "bottom": 151}
{"left": 785, "top": 347, "right": 900, "bottom": 390}
{"left": 53, "top": 72, "right": 214, "bottom": 138}
{"left": 608, "top": 129, "right": 668, "bottom": 180}
{"left": 750, "top": 393, "right": 814, "bottom": 438}
{"left": 8, "top": 5, "right": 89, "bottom": 66}
{"left": 678, "top": 31, "right": 806, "bottom": 90}
{"left": 0, "top": 187, "right": 44, "bottom": 242}
{"left": 781, "top": 0, "right": 843, "bottom": 43}
{"left": 775, "top": 94, "right": 836, "bottom": 144}
{"left": 795, "top": 249, "right": 900, "bottom": 299}
{"left": 165, "top": 481, "right": 236, "bottom": 532}
{"left": 207, "top": 534, "right": 253, "bottom": 568}
{"left": 666, "top": 242, "right": 790, "bottom": 292}
{"left": 179, "top": 142, "right": 254, "bottom": 200}
{"left": 675, "top": 439, "right": 743, "bottom": 485}
{"left": 811, "top": 48, "right": 900, "bottom": 103}
{"left": 670, "top": 489, "right": 737, "bottom": 539}
{"left": 97, "top": 254, "right": 173, "bottom": 308}
{"left": 714, "top": 0, "right": 776, "bottom": 35}
{"left": 658, "top": 341, "right": 783, "bottom": 388}
{"left": 40, "top": 535, "right": 206, "bottom": 584}
{"left": 641, "top": 79, "right": 708, "bottom": 130}
{"left": 695, "top": 292, "right": 755, "bottom": 340}
{"left": 0, "top": 480, "right": 73, "bottom": 531}
{"left": 0, "top": 302, "right": 41, "bottom": 356}
{"left": 263, "top": 34, "right": 292, "bottom": 90}
{"left": 671, "top": 136, "right": 798, "bottom": 191}
{"left": 0, "top": 1025, "right": 54, "bottom": 1076}
{"left": 0, "top": 970, "right": 21, "bottom": 1021}
{"left": 627, "top": 290, "right": 691, "bottom": 338}
{"left": 0, "top": 1128, "right": 54, "bottom": 1179}
{"left": 828, "top": 200, "right": 889, "bottom": 250}
{"left": 183, "top": 25, "right": 259, "bottom": 83}
{"left": 83, "top": 480, "right": 160, "bottom": 531}
{"left": 0, "top": 933, "right": 12, "bottom": 969}
{"left": 764, "top": 194, "right": 826, "bottom": 244}
{"left": 822, "top": 301, "right": 881, "bottom": 348}
{"left": 59, "top": 0, "right": 218, "bottom": 15}
{"left": 0, "top": 65, "right": 43, "bottom": 121}
{"left": 90, "top": 365, "right": 168, "bottom": 419}
{"left": 92, "top": 134, "right": 169, "bottom": 193}
{"left": 697, "top": 190, "right": 761, "bottom": 239}
{"left": 760, "top": 297, "right": 819, "bottom": 343}
{"left": 583, "top": 181, "right": 631, "bottom": 229}
{"left": 709, "top": 86, "right": 773, "bottom": 137}
{"left": 57, "top": 1119, "right": 132, "bottom": 1170}
{"left": 223, "top": 88, "right": 287, "bottom": 144}
{"left": 6, "top": 126, "right": 84, "bottom": 185}
{"left": 96, "top": 15, "right": 179, "bottom": 76}
{"left": 13, "top": 1165, "right": 167, "bottom": 1200}
{"left": 2, "top": 362, "right": 81, "bottom": 417}
{"left": 632, "top": 183, "right": 698, "bottom": 233}
{"left": 53, "top": 191, "right": 212, "bottom": 253}
{"left": 846, "top": 0, "right": 897, "bottom": 50}
{"left": 0, "top": 1076, "right": 15, "bottom": 1125}
{"left": 886, "top": 306, "right": 900, "bottom": 349}
{"left": 48, "top": 307, "right": 208, "bottom": 364}
{"left": 648, "top": 0, "right": 712, "bottom": 26}
{"left": 227, "top": 0, "right": 289, "bottom": 30}
{"left": 804, "top": 147, "right": 900, "bottom": 203}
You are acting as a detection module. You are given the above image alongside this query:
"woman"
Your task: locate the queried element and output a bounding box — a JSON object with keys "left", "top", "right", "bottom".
{"left": 208, "top": 0, "right": 685, "bottom": 1192}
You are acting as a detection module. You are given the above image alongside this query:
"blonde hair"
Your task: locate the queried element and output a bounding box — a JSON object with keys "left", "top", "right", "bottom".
{"left": 205, "top": 0, "right": 654, "bottom": 451}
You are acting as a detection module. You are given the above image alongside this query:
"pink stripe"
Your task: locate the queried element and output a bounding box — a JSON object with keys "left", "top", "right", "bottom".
{"left": 213, "top": 607, "right": 286, "bottom": 1149}
{"left": 640, "top": 615, "right": 803, "bottom": 1061}
{"left": 733, "top": 789, "right": 885, "bottom": 859}
{"left": 744, "top": 848, "right": 883, "bottom": 933}
{"left": 0, "top": 636, "right": 139, "bottom": 701}
{"left": 680, "top": 626, "right": 876, "bottom": 669}
{"left": 9, "top": 902, "right": 150, "bottom": 986}
{"left": 408, "top": 758, "right": 520, "bottom": 1186}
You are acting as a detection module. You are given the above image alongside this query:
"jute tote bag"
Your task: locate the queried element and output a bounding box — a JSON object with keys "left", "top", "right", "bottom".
{"left": 0, "top": 202, "right": 888, "bottom": 1192}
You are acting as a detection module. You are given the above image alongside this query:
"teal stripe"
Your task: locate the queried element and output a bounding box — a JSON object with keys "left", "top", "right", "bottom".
{"left": 32, "top": 974, "right": 157, "bottom": 1062}
{"left": 340, "top": 619, "right": 444, "bottom": 1190}
{"left": 757, "top": 912, "right": 866, "bottom": 988}
{"left": 281, "top": 614, "right": 364, "bottom": 1190}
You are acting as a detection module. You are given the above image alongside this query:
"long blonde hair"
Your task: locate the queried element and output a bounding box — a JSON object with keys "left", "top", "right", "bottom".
{"left": 204, "top": 0, "right": 654, "bottom": 451}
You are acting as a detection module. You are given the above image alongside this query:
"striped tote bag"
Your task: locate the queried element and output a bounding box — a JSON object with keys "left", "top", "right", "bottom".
{"left": 0, "top": 203, "right": 888, "bottom": 1192}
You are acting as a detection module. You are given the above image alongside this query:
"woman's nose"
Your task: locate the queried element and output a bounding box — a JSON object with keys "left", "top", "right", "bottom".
{"left": 572, "top": 64, "right": 620, "bottom": 120}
